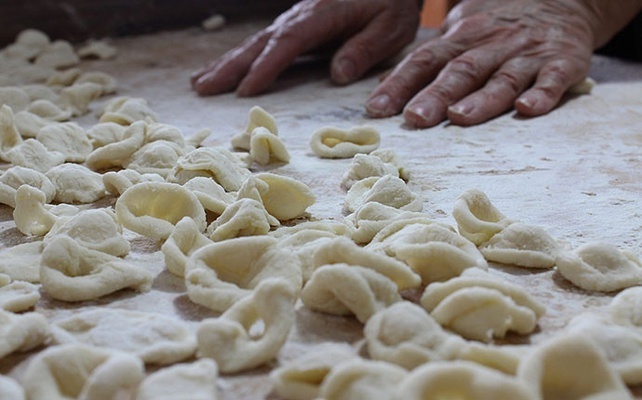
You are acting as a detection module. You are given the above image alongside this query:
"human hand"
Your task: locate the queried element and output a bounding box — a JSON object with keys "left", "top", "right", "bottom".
{"left": 366, "top": 0, "right": 642, "bottom": 128}
{"left": 191, "top": 0, "right": 421, "bottom": 96}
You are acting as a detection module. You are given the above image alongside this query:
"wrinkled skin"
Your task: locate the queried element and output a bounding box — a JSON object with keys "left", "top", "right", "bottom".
{"left": 191, "top": 0, "right": 642, "bottom": 128}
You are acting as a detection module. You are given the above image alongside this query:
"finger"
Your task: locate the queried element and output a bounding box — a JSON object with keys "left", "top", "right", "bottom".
{"left": 192, "top": 30, "right": 272, "bottom": 96}
{"left": 515, "top": 58, "right": 589, "bottom": 117}
{"left": 402, "top": 44, "right": 520, "bottom": 128}
{"left": 447, "top": 57, "right": 539, "bottom": 125}
{"left": 365, "top": 38, "right": 462, "bottom": 118}
{"left": 330, "top": 10, "right": 418, "bottom": 85}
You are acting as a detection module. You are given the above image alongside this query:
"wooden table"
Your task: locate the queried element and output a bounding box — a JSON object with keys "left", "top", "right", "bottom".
{"left": 2, "top": 21, "right": 642, "bottom": 399}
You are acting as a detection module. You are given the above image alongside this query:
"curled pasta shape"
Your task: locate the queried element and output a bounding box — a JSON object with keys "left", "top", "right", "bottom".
{"left": 13, "top": 110, "right": 55, "bottom": 138}
{"left": 0, "top": 165, "right": 55, "bottom": 208}
{"left": 0, "top": 279, "right": 40, "bottom": 312}
{"left": 45, "top": 163, "right": 106, "bottom": 204}
{"left": 517, "top": 334, "right": 630, "bottom": 400}
{"left": 99, "top": 96, "right": 158, "bottom": 125}
{"left": 183, "top": 176, "right": 235, "bottom": 216}
{"left": 197, "top": 278, "right": 297, "bottom": 373}
{"left": 344, "top": 175, "right": 422, "bottom": 213}
{"left": 452, "top": 189, "right": 514, "bottom": 246}
{"left": 57, "top": 82, "right": 103, "bottom": 117}
{"left": 0, "top": 375, "right": 24, "bottom": 400}
{"left": 0, "top": 309, "right": 50, "bottom": 358}
{"left": 36, "top": 122, "right": 92, "bottom": 162}
{"left": 161, "top": 216, "right": 213, "bottom": 277}
{"left": 87, "top": 122, "right": 126, "bottom": 148}
{"left": 364, "top": 301, "right": 465, "bottom": 370}
{"left": 75, "top": 71, "right": 118, "bottom": 94}
{"left": 52, "top": 308, "right": 197, "bottom": 365}
{"left": 103, "top": 169, "right": 164, "bottom": 196}
{"left": 255, "top": 172, "right": 316, "bottom": 221}
{"left": 23, "top": 343, "right": 145, "bottom": 400}
{"left": 185, "top": 236, "right": 302, "bottom": 312}
{"left": 609, "top": 286, "right": 642, "bottom": 328}
{"left": 46, "top": 68, "right": 82, "bottom": 86}
{"left": 40, "top": 236, "right": 154, "bottom": 302}
{"left": 0, "top": 242, "right": 43, "bottom": 283}
{"left": 206, "top": 198, "right": 279, "bottom": 241}
{"left": 85, "top": 120, "right": 146, "bottom": 170}
{"left": 300, "top": 264, "right": 401, "bottom": 323}
{"left": 144, "top": 121, "right": 187, "bottom": 147}
{"left": 6, "top": 138, "right": 66, "bottom": 173}
{"left": 368, "top": 220, "right": 487, "bottom": 284}
{"left": 399, "top": 361, "right": 536, "bottom": 400}
{"left": 341, "top": 152, "right": 401, "bottom": 190}
{"left": 249, "top": 126, "right": 290, "bottom": 165}
{"left": 27, "top": 99, "right": 72, "bottom": 121}
{"left": 311, "top": 237, "right": 421, "bottom": 290}
{"left": 479, "top": 222, "right": 564, "bottom": 269}
{"left": 7, "top": 29, "right": 49, "bottom": 59}
{"left": 22, "top": 84, "right": 58, "bottom": 102}
{"left": 310, "top": 125, "right": 380, "bottom": 159}
{"left": 457, "top": 342, "right": 530, "bottom": 375}
{"left": 270, "top": 344, "right": 356, "bottom": 400}
{"left": 116, "top": 181, "right": 206, "bottom": 241}
{"left": 77, "top": 40, "right": 118, "bottom": 60}
{"left": 135, "top": 359, "right": 219, "bottom": 400}
{"left": 0, "top": 104, "right": 24, "bottom": 159}
{"left": 0, "top": 87, "right": 30, "bottom": 113}
{"left": 269, "top": 220, "right": 355, "bottom": 239}
{"left": 43, "top": 208, "right": 130, "bottom": 257}
{"left": 126, "top": 140, "right": 187, "bottom": 178}
{"left": 231, "top": 105, "right": 278, "bottom": 151}
{"left": 34, "top": 40, "right": 79, "bottom": 69}
{"left": 319, "top": 359, "right": 408, "bottom": 400}
{"left": 13, "top": 185, "right": 58, "bottom": 236}
{"left": 556, "top": 242, "right": 642, "bottom": 292}
{"left": 167, "top": 146, "right": 250, "bottom": 191}
{"left": 344, "top": 202, "right": 428, "bottom": 245}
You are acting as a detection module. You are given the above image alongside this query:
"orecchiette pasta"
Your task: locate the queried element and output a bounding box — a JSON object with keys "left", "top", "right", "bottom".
{"left": 183, "top": 176, "right": 235, "bottom": 216}
{"left": 13, "top": 186, "right": 58, "bottom": 236}
{"left": 344, "top": 202, "right": 428, "bottom": 244}
{"left": 479, "top": 222, "right": 563, "bottom": 268}
{"left": 52, "top": 308, "right": 197, "bottom": 365}
{"left": 161, "top": 216, "right": 213, "bottom": 277}
{"left": 399, "top": 361, "right": 536, "bottom": 400}
{"left": 197, "top": 279, "right": 296, "bottom": 373}
{"left": 22, "top": 343, "right": 145, "bottom": 400}
{"left": 57, "top": 82, "right": 103, "bottom": 116}
{"left": 40, "top": 236, "right": 154, "bottom": 302}
{"left": 255, "top": 172, "right": 316, "bottom": 221}
{"left": 98, "top": 96, "right": 158, "bottom": 125}
{"left": 270, "top": 344, "right": 356, "bottom": 400}
{"left": 167, "top": 146, "right": 250, "bottom": 191}
{"left": 126, "top": 140, "right": 187, "bottom": 178}
{"left": 115, "top": 181, "right": 206, "bottom": 241}
{"left": 249, "top": 126, "right": 290, "bottom": 165}
{"left": 0, "top": 242, "right": 43, "bottom": 283}
{"left": 13, "top": 110, "right": 55, "bottom": 138}
{"left": 77, "top": 40, "right": 118, "bottom": 60}
{"left": 85, "top": 120, "right": 146, "bottom": 170}
{"left": 45, "top": 67, "right": 82, "bottom": 86}
{"left": 34, "top": 40, "right": 79, "bottom": 69}
{"left": 74, "top": 71, "right": 118, "bottom": 94}
{"left": 364, "top": 301, "right": 465, "bottom": 370}
{"left": 45, "top": 163, "right": 106, "bottom": 204}
{"left": 185, "top": 236, "right": 302, "bottom": 312}
{"left": 0, "top": 375, "right": 24, "bottom": 400}
{"left": 0, "top": 87, "right": 30, "bottom": 112}
{"left": 26, "top": 99, "right": 72, "bottom": 121}
{"left": 344, "top": 175, "right": 422, "bottom": 213}
{"left": 231, "top": 105, "right": 278, "bottom": 151}
{"left": 5, "top": 138, "right": 66, "bottom": 173}
{"left": 0, "top": 105, "right": 25, "bottom": 159}
{"left": 206, "top": 198, "right": 279, "bottom": 241}
{"left": 102, "top": 169, "right": 164, "bottom": 196}
{"left": 556, "top": 241, "right": 642, "bottom": 292}
{"left": 135, "top": 359, "right": 219, "bottom": 400}
{"left": 0, "top": 165, "right": 55, "bottom": 208}
{"left": 517, "top": 334, "right": 631, "bottom": 400}
{"left": 0, "top": 309, "right": 50, "bottom": 359}
{"left": 86, "top": 121, "right": 126, "bottom": 148}
{"left": 0, "top": 280, "right": 40, "bottom": 312}
{"left": 300, "top": 264, "right": 401, "bottom": 323}
{"left": 452, "top": 189, "right": 514, "bottom": 246}
{"left": 341, "top": 152, "right": 401, "bottom": 190}
{"left": 319, "top": 359, "right": 408, "bottom": 400}
{"left": 310, "top": 125, "right": 380, "bottom": 159}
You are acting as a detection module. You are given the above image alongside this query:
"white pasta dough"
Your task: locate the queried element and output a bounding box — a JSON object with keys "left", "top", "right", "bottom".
{"left": 45, "top": 163, "right": 106, "bottom": 204}
{"left": 0, "top": 165, "right": 55, "bottom": 208}
{"left": 255, "top": 172, "right": 316, "bottom": 221}
{"left": 319, "top": 358, "right": 408, "bottom": 400}
{"left": 161, "top": 216, "right": 213, "bottom": 277}
{"left": 0, "top": 279, "right": 41, "bottom": 312}
{"left": 135, "top": 359, "right": 219, "bottom": 400}
{"left": 452, "top": 188, "right": 514, "bottom": 246}
{"left": 0, "top": 309, "right": 50, "bottom": 359}
{"left": 344, "top": 174, "right": 422, "bottom": 213}
{"left": 0, "top": 375, "right": 24, "bottom": 400}
{"left": 310, "top": 125, "right": 380, "bottom": 159}
{"left": 231, "top": 105, "right": 278, "bottom": 150}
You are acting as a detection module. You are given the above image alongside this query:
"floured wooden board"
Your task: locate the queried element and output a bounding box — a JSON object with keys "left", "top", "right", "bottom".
{"left": 1, "top": 22, "right": 642, "bottom": 399}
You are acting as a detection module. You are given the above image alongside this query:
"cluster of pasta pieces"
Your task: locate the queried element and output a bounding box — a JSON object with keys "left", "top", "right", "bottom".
{"left": 1, "top": 28, "right": 642, "bottom": 400}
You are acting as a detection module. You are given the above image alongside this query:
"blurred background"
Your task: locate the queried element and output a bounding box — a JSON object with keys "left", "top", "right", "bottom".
{"left": 0, "top": 0, "right": 448, "bottom": 46}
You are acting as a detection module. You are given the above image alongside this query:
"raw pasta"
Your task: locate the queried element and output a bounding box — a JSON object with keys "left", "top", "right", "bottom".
{"left": 310, "top": 125, "right": 380, "bottom": 159}
{"left": 0, "top": 375, "right": 24, "bottom": 400}
{"left": 344, "top": 175, "right": 422, "bottom": 213}
{"left": 206, "top": 198, "right": 279, "bottom": 241}
{"left": 161, "top": 216, "right": 213, "bottom": 277}
{"left": 0, "top": 309, "right": 49, "bottom": 358}
{"left": 452, "top": 188, "right": 514, "bottom": 246}
{"left": 0, "top": 280, "right": 40, "bottom": 312}
{"left": 319, "top": 359, "right": 408, "bottom": 400}
{"left": 135, "top": 359, "right": 219, "bottom": 400}
{"left": 45, "top": 163, "right": 106, "bottom": 204}
{"left": 231, "top": 105, "right": 278, "bottom": 151}
{"left": 0, "top": 165, "right": 55, "bottom": 208}
{"left": 249, "top": 126, "right": 290, "bottom": 165}
{"left": 13, "top": 186, "right": 58, "bottom": 236}
{"left": 255, "top": 172, "right": 316, "bottom": 221}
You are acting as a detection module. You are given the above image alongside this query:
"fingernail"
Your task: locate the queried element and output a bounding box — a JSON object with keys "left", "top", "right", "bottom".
{"left": 366, "top": 94, "right": 392, "bottom": 116}
{"left": 517, "top": 97, "right": 536, "bottom": 109}
{"left": 334, "top": 58, "right": 357, "bottom": 84}
{"left": 448, "top": 103, "right": 473, "bottom": 116}
{"left": 405, "top": 104, "right": 435, "bottom": 126}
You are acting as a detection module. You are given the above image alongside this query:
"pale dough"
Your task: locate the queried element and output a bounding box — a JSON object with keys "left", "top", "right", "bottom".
{"left": 167, "top": 146, "right": 250, "bottom": 191}
{"left": 343, "top": 202, "right": 428, "bottom": 244}
{"left": 161, "top": 216, "right": 213, "bottom": 277}
{"left": 249, "top": 126, "right": 290, "bottom": 165}
{"left": 135, "top": 359, "right": 219, "bottom": 400}
{"left": 0, "top": 165, "right": 55, "bottom": 208}
{"left": 98, "top": 96, "right": 158, "bottom": 125}
{"left": 0, "top": 374, "right": 25, "bottom": 400}
{"left": 344, "top": 174, "right": 422, "bottom": 213}
{"left": 13, "top": 186, "right": 57, "bottom": 236}
{"left": 319, "top": 358, "right": 408, "bottom": 400}
{"left": 255, "top": 172, "right": 316, "bottom": 221}
{"left": 0, "top": 280, "right": 41, "bottom": 312}
{"left": 310, "top": 125, "right": 380, "bottom": 159}
{"left": 0, "top": 309, "right": 50, "bottom": 359}
{"left": 206, "top": 198, "right": 279, "bottom": 241}
{"left": 45, "top": 163, "right": 106, "bottom": 204}
{"left": 452, "top": 188, "right": 514, "bottom": 245}
{"left": 231, "top": 105, "right": 278, "bottom": 151}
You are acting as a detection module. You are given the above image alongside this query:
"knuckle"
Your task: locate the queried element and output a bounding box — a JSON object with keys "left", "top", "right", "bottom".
{"left": 492, "top": 70, "right": 524, "bottom": 94}
{"left": 447, "top": 56, "right": 483, "bottom": 82}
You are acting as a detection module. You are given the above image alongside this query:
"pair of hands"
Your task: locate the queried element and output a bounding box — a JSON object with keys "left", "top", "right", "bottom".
{"left": 191, "top": 0, "right": 639, "bottom": 128}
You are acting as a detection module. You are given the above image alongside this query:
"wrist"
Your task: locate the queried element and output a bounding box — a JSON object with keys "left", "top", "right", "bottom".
{"left": 579, "top": 0, "right": 642, "bottom": 48}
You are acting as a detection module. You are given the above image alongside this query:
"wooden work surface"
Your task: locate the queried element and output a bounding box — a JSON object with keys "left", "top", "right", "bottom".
{"left": 1, "top": 21, "right": 642, "bottom": 399}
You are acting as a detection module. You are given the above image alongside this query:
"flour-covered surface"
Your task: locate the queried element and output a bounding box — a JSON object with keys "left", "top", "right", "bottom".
{"left": 1, "top": 22, "right": 642, "bottom": 399}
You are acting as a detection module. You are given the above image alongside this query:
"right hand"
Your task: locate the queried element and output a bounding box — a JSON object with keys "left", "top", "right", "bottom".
{"left": 190, "top": 0, "right": 421, "bottom": 96}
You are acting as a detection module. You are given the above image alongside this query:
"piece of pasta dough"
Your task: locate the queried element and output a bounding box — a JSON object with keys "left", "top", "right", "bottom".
{"left": 0, "top": 242, "right": 43, "bottom": 283}
{"left": 135, "top": 359, "right": 219, "bottom": 400}
{"left": 167, "top": 146, "right": 250, "bottom": 191}
{"left": 517, "top": 333, "right": 631, "bottom": 400}
{"left": 40, "top": 236, "right": 154, "bottom": 302}
{"left": 197, "top": 279, "right": 296, "bottom": 373}
{"left": 231, "top": 105, "right": 278, "bottom": 151}
{"left": 98, "top": 96, "right": 158, "bottom": 125}
{"left": 344, "top": 202, "right": 428, "bottom": 245}
{"left": 344, "top": 175, "right": 422, "bottom": 213}
{"left": 161, "top": 216, "right": 213, "bottom": 277}
{"left": 183, "top": 176, "right": 235, "bottom": 215}
{"left": 87, "top": 122, "right": 126, "bottom": 148}
{"left": 34, "top": 40, "right": 80, "bottom": 69}
{"left": 57, "top": 82, "right": 104, "bottom": 117}
{"left": 452, "top": 189, "right": 514, "bottom": 245}
{"left": 310, "top": 125, "right": 380, "bottom": 159}
{"left": 5, "top": 138, "right": 66, "bottom": 173}
{"left": 13, "top": 186, "right": 58, "bottom": 236}
{"left": 255, "top": 172, "right": 316, "bottom": 221}
{"left": 0, "top": 309, "right": 50, "bottom": 359}
{"left": 0, "top": 105, "right": 24, "bottom": 159}
{"left": 300, "top": 264, "right": 401, "bottom": 323}
{"left": 75, "top": 71, "right": 118, "bottom": 94}
{"left": 116, "top": 181, "right": 206, "bottom": 241}
{"left": 77, "top": 40, "right": 118, "bottom": 60}
{"left": 457, "top": 342, "right": 531, "bottom": 375}
{"left": 341, "top": 151, "right": 403, "bottom": 189}
{"left": 479, "top": 222, "right": 563, "bottom": 268}
{"left": 206, "top": 198, "right": 279, "bottom": 241}
{"left": 185, "top": 236, "right": 302, "bottom": 312}
{"left": 0, "top": 165, "right": 57, "bottom": 208}
{"left": 27, "top": 99, "right": 72, "bottom": 121}
{"left": 52, "top": 308, "right": 197, "bottom": 365}
{"left": 13, "top": 110, "right": 53, "bottom": 139}
{"left": 367, "top": 220, "right": 487, "bottom": 284}
{"left": 0, "top": 279, "right": 41, "bottom": 312}
{"left": 85, "top": 120, "right": 146, "bottom": 170}
{"left": 399, "top": 360, "right": 536, "bottom": 400}
{"left": 45, "top": 163, "right": 106, "bottom": 204}
{"left": 364, "top": 301, "right": 465, "bottom": 370}
{"left": 556, "top": 241, "right": 642, "bottom": 292}
{"left": 249, "top": 126, "right": 290, "bottom": 165}
{"left": 0, "top": 374, "right": 25, "bottom": 400}
{"left": 102, "top": 169, "right": 164, "bottom": 196}
{"left": 319, "top": 359, "right": 408, "bottom": 400}
{"left": 22, "top": 343, "right": 145, "bottom": 400}
{"left": 126, "top": 140, "right": 187, "bottom": 178}
{"left": 270, "top": 344, "right": 356, "bottom": 400}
